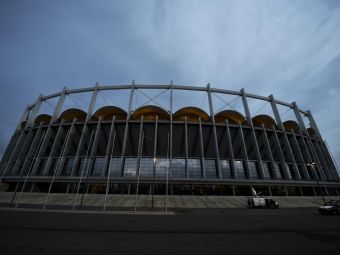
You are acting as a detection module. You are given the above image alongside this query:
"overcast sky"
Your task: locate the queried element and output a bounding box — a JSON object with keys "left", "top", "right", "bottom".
{"left": 0, "top": 0, "right": 340, "bottom": 169}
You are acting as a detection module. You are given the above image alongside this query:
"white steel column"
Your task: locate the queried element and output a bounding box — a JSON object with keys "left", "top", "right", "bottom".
{"left": 224, "top": 120, "right": 236, "bottom": 178}
{"left": 51, "top": 87, "right": 67, "bottom": 123}
{"left": 102, "top": 116, "right": 116, "bottom": 176}
{"left": 26, "top": 94, "right": 43, "bottom": 128}
{"left": 198, "top": 118, "right": 206, "bottom": 178}
{"left": 207, "top": 84, "right": 221, "bottom": 178}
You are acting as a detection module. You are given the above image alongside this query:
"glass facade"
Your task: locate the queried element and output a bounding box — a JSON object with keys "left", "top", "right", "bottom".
{"left": 235, "top": 160, "right": 246, "bottom": 179}
{"left": 139, "top": 158, "right": 154, "bottom": 177}
{"left": 204, "top": 159, "right": 217, "bottom": 179}
{"left": 220, "top": 160, "right": 232, "bottom": 179}
{"left": 155, "top": 158, "right": 169, "bottom": 178}
{"left": 123, "top": 157, "right": 137, "bottom": 177}
{"left": 188, "top": 159, "right": 201, "bottom": 178}
{"left": 75, "top": 158, "right": 90, "bottom": 176}
{"left": 262, "top": 162, "right": 272, "bottom": 179}
{"left": 249, "top": 161, "right": 259, "bottom": 179}
{"left": 92, "top": 157, "right": 104, "bottom": 176}
{"left": 273, "top": 163, "right": 282, "bottom": 179}
{"left": 62, "top": 158, "right": 74, "bottom": 176}
{"left": 108, "top": 157, "right": 121, "bottom": 177}
{"left": 171, "top": 158, "right": 185, "bottom": 178}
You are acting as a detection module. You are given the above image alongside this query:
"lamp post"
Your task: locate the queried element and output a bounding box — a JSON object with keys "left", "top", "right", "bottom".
{"left": 307, "top": 162, "right": 326, "bottom": 204}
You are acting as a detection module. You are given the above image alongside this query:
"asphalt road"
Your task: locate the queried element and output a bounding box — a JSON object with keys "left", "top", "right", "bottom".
{"left": 0, "top": 208, "right": 339, "bottom": 255}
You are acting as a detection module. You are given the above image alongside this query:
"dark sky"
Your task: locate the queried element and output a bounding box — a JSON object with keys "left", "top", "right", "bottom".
{"left": 0, "top": 0, "right": 340, "bottom": 169}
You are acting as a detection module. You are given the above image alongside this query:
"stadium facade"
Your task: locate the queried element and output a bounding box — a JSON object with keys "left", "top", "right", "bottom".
{"left": 0, "top": 83, "right": 339, "bottom": 199}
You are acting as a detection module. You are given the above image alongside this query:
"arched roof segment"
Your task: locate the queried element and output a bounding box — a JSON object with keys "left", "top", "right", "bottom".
{"left": 93, "top": 106, "right": 127, "bottom": 121}
{"left": 34, "top": 114, "right": 52, "bottom": 125}
{"left": 252, "top": 115, "right": 276, "bottom": 129}
{"left": 283, "top": 120, "right": 300, "bottom": 132}
{"left": 132, "top": 105, "right": 169, "bottom": 120}
{"left": 59, "top": 108, "right": 87, "bottom": 122}
{"left": 214, "top": 110, "right": 246, "bottom": 124}
{"left": 173, "top": 107, "right": 209, "bottom": 122}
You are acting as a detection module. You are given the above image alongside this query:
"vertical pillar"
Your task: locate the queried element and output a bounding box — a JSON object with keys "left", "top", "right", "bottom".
{"left": 153, "top": 115, "right": 158, "bottom": 178}
{"left": 42, "top": 121, "right": 65, "bottom": 176}
{"left": 240, "top": 88, "right": 264, "bottom": 178}
{"left": 290, "top": 129, "right": 310, "bottom": 180}
{"left": 169, "top": 82, "right": 173, "bottom": 179}
{"left": 86, "top": 83, "right": 99, "bottom": 121}
{"left": 269, "top": 95, "right": 283, "bottom": 129}
{"left": 87, "top": 117, "right": 103, "bottom": 176}
{"left": 261, "top": 124, "right": 277, "bottom": 179}
{"left": 198, "top": 118, "right": 205, "bottom": 178}
{"left": 305, "top": 137, "right": 325, "bottom": 181}
{"left": 292, "top": 102, "right": 308, "bottom": 135}
{"left": 224, "top": 120, "right": 236, "bottom": 178}
{"left": 136, "top": 116, "right": 144, "bottom": 176}
{"left": 102, "top": 116, "right": 116, "bottom": 176}
{"left": 184, "top": 116, "right": 189, "bottom": 177}
{"left": 51, "top": 87, "right": 67, "bottom": 123}
{"left": 313, "top": 141, "right": 332, "bottom": 181}
{"left": 26, "top": 94, "right": 44, "bottom": 128}
{"left": 120, "top": 81, "right": 135, "bottom": 175}
{"left": 281, "top": 128, "right": 301, "bottom": 180}
{"left": 298, "top": 131, "right": 317, "bottom": 180}
{"left": 319, "top": 141, "right": 338, "bottom": 180}
{"left": 238, "top": 122, "right": 250, "bottom": 179}
{"left": 272, "top": 129, "right": 290, "bottom": 179}
{"left": 207, "top": 84, "right": 221, "bottom": 178}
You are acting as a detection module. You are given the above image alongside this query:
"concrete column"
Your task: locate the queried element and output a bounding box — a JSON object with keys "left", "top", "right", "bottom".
{"left": 313, "top": 141, "right": 332, "bottom": 181}
{"left": 207, "top": 84, "right": 221, "bottom": 178}
{"left": 136, "top": 116, "right": 144, "bottom": 176}
{"left": 305, "top": 137, "right": 325, "bottom": 181}
{"left": 86, "top": 83, "right": 99, "bottom": 121}
{"left": 298, "top": 132, "right": 317, "bottom": 180}
{"left": 198, "top": 118, "right": 205, "bottom": 178}
{"left": 281, "top": 128, "right": 301, "bottom": 180}
{"left": 319, "top": 141, "right": 338, "bottom": 180}
{"left": 153, "top": 115, "right": 158, "bottom": 178}
{"left": 184, "top": 116, "right": 189, "bottom": 177}
{"left": 71, "top": 123, "right": 89, "bottom": 175}
{"left": 169, "top": 82, "right": 173, "bottom": 179}
{"left": 51, "top": 87, "right": 67, "bottom": 123}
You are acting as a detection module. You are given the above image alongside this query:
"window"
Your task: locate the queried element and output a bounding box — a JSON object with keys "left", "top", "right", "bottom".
{"left": 139, "top": 158, "right": 154, "bottom": 178}
{"left": 220, "top": 160, "right": 232, "bottom": 179}
{"left": 156, "top": 158, "right": 169, "bottom": 178}
{"left": 75, "top": 158, "right": 90, "bottom": 176}
{"left": 188, "top": 159, "right": 201, "bottom": 178}
{"left": 171, "top": 158, "right": 185, "bottom": 178}
{"left": 262, "top": 162, "right": 272, "bottom": 179}
{"left": 249, "top": 161, "right": 259, "bottom": 179}
{"left": 205, "top": 159, "right": 217, "bottom": 179}
{"left": 273, "top": 163, "right": 282, "bottom": 179}
{"left": 235, "top": 160, "right": 245, "bottom": 179}
{"left": 108, "top": 158, "right": 121, "bottom": 177}
{"left": 123, "top": 157, "right": 137, "bottom": 177}
{"left": 92, "top": 157, "right": 104, "bottom": 176}
{"left": 62, "top": 158, "right": 74, "bottom": 176}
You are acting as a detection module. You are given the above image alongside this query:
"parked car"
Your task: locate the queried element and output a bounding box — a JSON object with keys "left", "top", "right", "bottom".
{"left": 248, "top": 197, "right": 279, "bottom": 209}
{"left": 318, "top": 200, "right": 340, "bottom": 215}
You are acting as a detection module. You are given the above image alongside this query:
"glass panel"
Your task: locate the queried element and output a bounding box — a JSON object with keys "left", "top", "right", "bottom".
{"left": 235, "top": 160, "right": 245, "bottom": 179}
{"left": 262, "top": 162, "right": 272, "bottom": 179}
{"left": 249, "top": 161, "right": 259, "bottom": 179}
{"left": 62, "top": 158, "right": 74, "bottom": 176}
{"left": 274, "top": 163, "right": 282, "bottom": 179}
{"left": 188, "top": 159, "right": 201, "bottom": 178}
{"left": 47, "top": 158, "right": 59, "bottom": 176}
{"left": 156, "top": 158, "right": 169, "bottom": 178}
{"left": 92, "top": 157, "right": 104, "bottom": 176}
{"left": 108, "top": 157, "right": 121, "bottom": 177}
{"left": 171, "top": 158, "right": 185, "bottom": 178}
{"left": 220, "top": 160, "right": 232, "bottom": 179}
{"left": 75, "top": 158, "right": 90, "bottom": 176}
{"left": 204, "top": 159, "right": 217, "bottom": 179}
{"left": 139, "top": 158, "right": 154, "bottom": 178}
{"left": 123, "top": 157, "right": 137, "bottom": 177}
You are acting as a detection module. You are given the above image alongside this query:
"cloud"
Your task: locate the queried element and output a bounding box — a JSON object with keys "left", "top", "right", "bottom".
{"left": 0, "top": 0, "right": 340, "bottom": 171}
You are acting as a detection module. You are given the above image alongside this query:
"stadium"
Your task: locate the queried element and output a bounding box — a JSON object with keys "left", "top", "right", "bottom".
{"left": 0, "top": 82, "right": 339, "bottom": 209}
